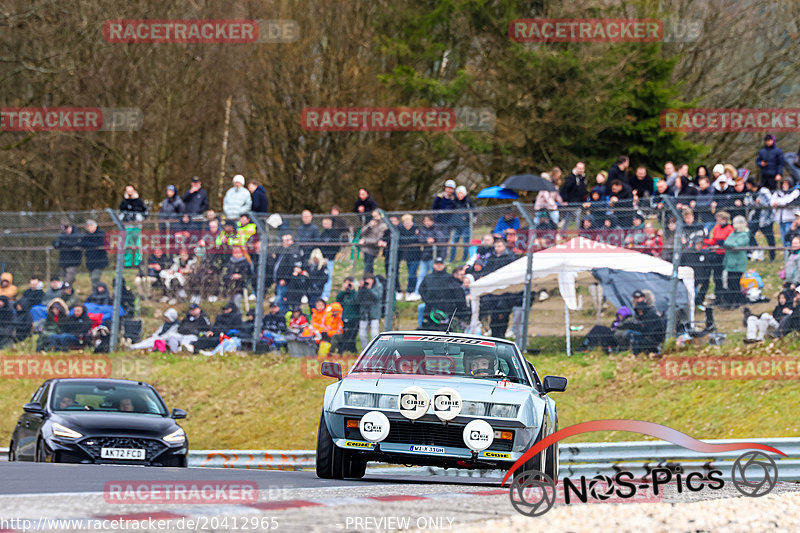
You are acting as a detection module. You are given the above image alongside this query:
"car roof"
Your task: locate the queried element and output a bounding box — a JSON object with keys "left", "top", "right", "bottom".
{"left": 381, "top": 330, "right": 517, "bottom": 345}
{"left": 49, "top": 378, "right": 152, "bottom": 387}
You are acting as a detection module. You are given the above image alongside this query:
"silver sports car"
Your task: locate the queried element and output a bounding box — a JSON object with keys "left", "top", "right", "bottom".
{"left": 315, "top": 331, "right": 567, "bottom": 479}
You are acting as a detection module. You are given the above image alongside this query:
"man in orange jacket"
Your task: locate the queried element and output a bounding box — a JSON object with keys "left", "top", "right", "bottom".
{"left": 310, "top": 299, "right": 343, "bottom": 355}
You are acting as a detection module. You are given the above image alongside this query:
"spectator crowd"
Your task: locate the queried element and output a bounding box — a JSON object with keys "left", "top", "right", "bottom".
{"left": 2, "top": 134, "right": 800, "bottom": 355}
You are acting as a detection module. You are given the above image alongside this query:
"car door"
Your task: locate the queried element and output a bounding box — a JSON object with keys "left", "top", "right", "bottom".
{"left": 17, "top": 383, "right": 49, "bottom": 460}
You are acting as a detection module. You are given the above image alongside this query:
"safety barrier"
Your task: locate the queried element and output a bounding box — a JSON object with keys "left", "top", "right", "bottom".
{"left": 3, "top": 438, "right": 798, "bottom": 480}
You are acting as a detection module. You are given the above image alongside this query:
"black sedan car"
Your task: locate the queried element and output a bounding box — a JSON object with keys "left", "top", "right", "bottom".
{"left": 9, "top": 378, "right": 188, "bottom": 466}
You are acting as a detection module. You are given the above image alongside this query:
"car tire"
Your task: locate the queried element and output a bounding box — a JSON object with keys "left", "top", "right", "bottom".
{"left": 8, "top": 442, "right": 15, "bottom": 462}
{"left": 514, "top": 426, "right": 546, "bottom": 480}
{"left": 544, "top": 419, "right": 559, "bottom": 480}
{"left": 35, "top": 438, "right": 47, "bottom": 463}
{"left": 316, "top": 413, "right": 344, "bottom": 479}
{"left": 343, "top": 451, "right": 366, "bottom": 479}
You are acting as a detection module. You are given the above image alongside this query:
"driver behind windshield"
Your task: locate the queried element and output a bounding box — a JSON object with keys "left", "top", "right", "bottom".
{"left": 465, "top": 353, "right": 496, "bottom": 377}
{"left": 58, "top": 394, "right": 78, "bottom": 409}
{"left": 119, "top": 397, "right": 135, "bottom": 412}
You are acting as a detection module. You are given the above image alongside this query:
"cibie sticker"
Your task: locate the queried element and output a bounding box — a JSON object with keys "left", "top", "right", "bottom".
{"left": 359, "top": 411, "right": 390, "bottom": 443}
{"left": 398, "top": 386, "right": 430, "bottom": 420}
{"left": 432, "top": 388, "right": 463, "bottom": 421}
{"left": 344, "top": 441, "right": 374, "bottom": 449}
{"left": 463, "top": 419, "right": 494, "bottom": 451}
{"left": 482, "top": 451, "right": 510, "bottom": 459}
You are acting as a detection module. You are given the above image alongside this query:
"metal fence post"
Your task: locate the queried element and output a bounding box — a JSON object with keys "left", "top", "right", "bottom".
{"left": 514, "top": 202, "right": 535, "bottom": 353}
{"left": 664, "top": 198, "right": 685, "bottom": 340}
{"left": 250, "top": 212, "right": 269, "bottom": 352}
{"left": 106, "top": 208, "right": 125, "bottom": 352}
{"left": 381, "top": 214, "right": 399, "bottom": 330}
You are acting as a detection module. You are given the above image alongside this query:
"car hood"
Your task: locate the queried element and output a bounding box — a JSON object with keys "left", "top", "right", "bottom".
{"left": 339, "top": 374, "right": 533, "bottom": 403}
{"left": 53, "top": 413, "right": 178, "bottom": 436}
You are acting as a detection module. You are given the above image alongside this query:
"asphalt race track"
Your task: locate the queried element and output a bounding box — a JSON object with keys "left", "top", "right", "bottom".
{"left": 1, "top": 462, "right": 800, "bottom": 532}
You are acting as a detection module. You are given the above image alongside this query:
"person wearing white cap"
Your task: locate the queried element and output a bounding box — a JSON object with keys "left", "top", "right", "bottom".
{"left": 223, "top": 174, "right": 253, "bottom": 219}
{"left": 432, "top": 179, "right": 457, "bottom": 261}
{"left": 770, "top": 175, "right": 800, "bottom": 258}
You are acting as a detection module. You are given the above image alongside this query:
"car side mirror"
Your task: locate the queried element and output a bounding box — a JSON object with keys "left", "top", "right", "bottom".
{"left": 172, "top": 408, "right": 187, "bottom": 419}
{"left": 321, "top": 361, "right": 342, "bottom": 380}
{"left": 542, "top": 375, "right": 567, "bottom": 394}
{"left": 23, "top": 402, "right": 44, "bottom": 414}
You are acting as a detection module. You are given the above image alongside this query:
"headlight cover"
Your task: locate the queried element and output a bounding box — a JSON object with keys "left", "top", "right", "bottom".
{"left": 461, "top": 401, "right": 486, "bottom": 416}
{"left": 488, "top": 403, "right": 518, "bottom": 419}
{"left": 52, "top": 422, "right": 82, "bottom": 439}
{"left": 376, "top": 394, "right": 398, "bottom": 410}
{"left": 163, "top": 428, "right": 186, "bottom": 443}
{"left": 344, "top": 392, "right": 373, "bottom": 408}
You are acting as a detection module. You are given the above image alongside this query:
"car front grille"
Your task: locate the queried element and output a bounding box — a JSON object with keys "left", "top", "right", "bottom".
{"left": 79, "top": 437, "right": 167, "bottom": 461}
{"left": 345, "top": 420, "right": 513, "bottom": 452}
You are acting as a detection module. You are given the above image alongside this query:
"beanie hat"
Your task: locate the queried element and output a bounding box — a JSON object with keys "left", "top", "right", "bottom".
{"left": 233, "top": 174, "right": 245, "bottom": 186}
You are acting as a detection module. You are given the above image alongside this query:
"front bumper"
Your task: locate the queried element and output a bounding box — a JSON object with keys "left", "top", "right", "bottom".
{"left": 46, "top": 435, "right": 187, "bottom": 466}
{"left": 328, "top": 409, "right": 533, "bottom": 469}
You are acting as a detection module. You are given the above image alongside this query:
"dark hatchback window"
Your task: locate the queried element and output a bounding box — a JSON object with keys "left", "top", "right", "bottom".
{"left": 51, "top": 382, "right": 168, "bottom": 415}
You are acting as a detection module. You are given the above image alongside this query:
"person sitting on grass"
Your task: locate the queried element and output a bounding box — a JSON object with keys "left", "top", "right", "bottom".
{"left": 11, "top": 300, "right": 32, "bottom": 343}
{"left": 579, "top": 306, "right": 632, "bottom": 354}
{"left": 36, "top": 298, "right": 69, "bottom": 352}
{"left": 743, "top": 289, "right": 794, "bottom": 343}
{"left": 0, "top": 296, "right": 14, "bottom": 349}
{"left": 625, "top": 301, "right": 666, "bottom": 355}
{"left": 129, "top": 308, "right": 180, "bottom": 352}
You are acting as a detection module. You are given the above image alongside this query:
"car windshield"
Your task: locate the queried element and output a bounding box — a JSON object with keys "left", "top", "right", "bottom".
{"left": 351, "top": 334, "right": 529, "bottom": 384}
{"left": 51, "top": 382, "right": 168, "bottom": 415}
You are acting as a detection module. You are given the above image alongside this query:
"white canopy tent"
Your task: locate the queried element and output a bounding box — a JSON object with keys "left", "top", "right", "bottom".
{"left": 469, "top": 237, "right": 695, "bottom": 342}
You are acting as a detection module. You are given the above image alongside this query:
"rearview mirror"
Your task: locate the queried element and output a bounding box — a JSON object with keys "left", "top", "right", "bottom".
{"left": 542, "top": 375, "right": 567, "bottom": 394}
{"left": 172, "top": 408, "right": 187, "bottom": 419}
{"left": 321, "top": 361, "right": 342, "bottom": 380}
{"left": 23, "top": 402, "right": 44, "bottom": 414}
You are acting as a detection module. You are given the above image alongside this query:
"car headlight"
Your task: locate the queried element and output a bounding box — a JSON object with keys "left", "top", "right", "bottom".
{"left": 461, "top": 401, "right": 486, "bottom": 416}
{"left": 488, "top": 403, "right": 518, "bottom": 418}
{"left": 345, "top": 392, "right": 373, "bottom": 408}
{"left": 163, "top": 428, "right": 186, "bottom": 443}
{"left": 376, "top": 394, "right": 398, "bottom": 410}
{"left": 52, "top": 423, "right": 82, "bottom": 439}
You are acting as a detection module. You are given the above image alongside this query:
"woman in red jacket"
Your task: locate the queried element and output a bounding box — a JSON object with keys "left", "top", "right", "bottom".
{"left": 702, "top": 211, "right": 734, "bottom": 307}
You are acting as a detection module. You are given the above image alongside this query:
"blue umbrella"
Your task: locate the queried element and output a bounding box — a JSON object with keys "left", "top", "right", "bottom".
{"left": 476, "top": 186, "right": 519, "bottom": 199}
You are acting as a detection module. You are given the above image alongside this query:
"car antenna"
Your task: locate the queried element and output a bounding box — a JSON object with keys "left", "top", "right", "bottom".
{"left": 445, "top": 308, "right": 458, "bottom": 335}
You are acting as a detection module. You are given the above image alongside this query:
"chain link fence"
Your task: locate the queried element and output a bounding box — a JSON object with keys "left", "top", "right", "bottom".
{"left": 0, "top": 194, "right": 795, "bottom": 356}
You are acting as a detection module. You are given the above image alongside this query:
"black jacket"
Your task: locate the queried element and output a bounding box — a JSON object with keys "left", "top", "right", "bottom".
{"left": 61, "top": 310, "right": 92, "bottom": 338}
{"left": 273, "top": 245, "right": 302, "bottom": 285}
{"left": 418, "top": 270, "right": 467, "bottom": 318}
{"left": 629, "top": 306, "right": 666, "bottom": 347}
{"left": 86, "top": 283, "right": 112, "bottom": 306}
{"left": 560, "top": 172, "right": 588, "bottom": 203}
{"left": 251, "top": 185, "right": 269, "bottom": 213}
{"left": 629, "top": 174, "right": 653, "bottom": 198}
{"left": 211, "top": 310, "right": 243, "bottom": 335}
{"left": 81, "top": 228, "right": 109, "bottom": 271}
{"left": 178, "top": 312, "right": 211, "bottom": 336}
{"left": 11, "top": 305, "right": 32, "bottom": 341}
{"left": 182, "top": 187, "right": 209, "bottom": 214}
{"left": 354, "top": 195, "right": 379, "bottom": 214}
{"left": 398, "top": 224, "right": 422, "bottom": 261}
{"left": 119, "top": 196, "right": 148, "bottom": 222}
{"left": 319, "top": 228, "right": 347, "bottom": 260}
{"left": 18, "top": 288, "right": 45, "bottom": 311}
{"left": 0, "top": 296, "right": 14, "bottom": 337}
{"left": 263, "top": 312, "right": 287, "bottom": 333}
{"left": 53, "top": 227, "right": 83, "bottom": 268}
{"left": 608, "top": 164, "right": 628, "bottom": 184}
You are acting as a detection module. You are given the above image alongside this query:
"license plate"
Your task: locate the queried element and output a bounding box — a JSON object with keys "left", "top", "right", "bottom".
{"left": 100, "top": 448, "right": 145, "bottom": 460}
{"left": 410, "top": 445, "right": 445, "bottom": 454}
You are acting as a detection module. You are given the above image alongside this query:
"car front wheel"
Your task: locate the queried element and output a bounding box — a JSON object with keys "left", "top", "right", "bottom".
{"left": 8, "top": 442, "right": 15, "bottom": 462}
{"left": 36, "top": 438, "right": 47, "bottom": 463}
{"left": 316, "top": 413, "right": 366, "bottom": 479}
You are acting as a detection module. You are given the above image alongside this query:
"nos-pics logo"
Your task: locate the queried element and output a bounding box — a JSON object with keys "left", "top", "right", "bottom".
{"left": 399, "top": 386, "right": 430, "bottom": 420}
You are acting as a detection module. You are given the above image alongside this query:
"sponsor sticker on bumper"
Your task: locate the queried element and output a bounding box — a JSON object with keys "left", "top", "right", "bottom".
{"left": 482, "top": 451, "right": 511, "bottom": 459}
{"left": 410, "top": 445, "right": 445, "bottom": 454}
{"left": 344, "top": 441, "right": 374, "bottom": 449}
